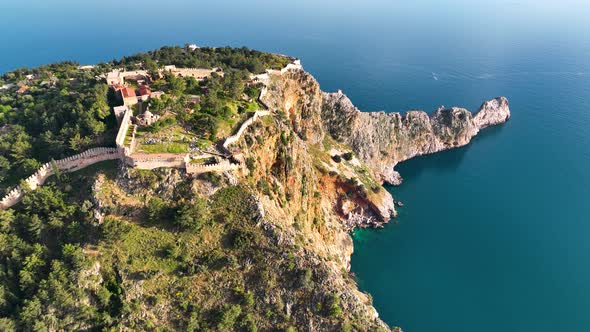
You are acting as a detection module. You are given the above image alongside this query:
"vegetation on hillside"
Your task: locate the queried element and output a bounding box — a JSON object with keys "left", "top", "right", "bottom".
{"left": 0, "top": 164, "right": 380, "bottom": 331}
{"left": 0, "top": 46, "right": 281, "bottom": 192}
{"left": 0, "top": 47, "right": 392, "bottom": 331}
{"left": 117, "top": 45, "right": 293, "bottom": 74}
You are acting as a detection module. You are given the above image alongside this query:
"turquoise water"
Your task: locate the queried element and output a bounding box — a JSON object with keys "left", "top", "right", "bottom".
{"left": 2, "top": 1, "right": 590, "bottom": 331}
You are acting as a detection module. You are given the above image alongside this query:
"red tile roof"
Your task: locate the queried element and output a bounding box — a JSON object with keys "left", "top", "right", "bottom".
{"left": 121, "top": 87, "right": 136, "bottom": 99}
{"left": 138, "top": 85, "right": 151, "bottom": 96}
{"left": 113, "top": 84, "right": 125, "bottom": 91}
{"left": 17, "top": 85, "right": 29, "bottom": 93}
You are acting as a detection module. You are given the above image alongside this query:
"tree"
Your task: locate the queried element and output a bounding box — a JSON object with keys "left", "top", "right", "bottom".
{"left": 61, "top": 244, "right": 89, "bottom": 270}
{"left": 223, "top": 70, "right": 246, "bottom": 100}
{"left": 0, "top": 318, "right": 16, "bottom": 332}
{"left": 24, "top": 215, "right": 43, "bottom": 242}
{"left": 0, "top": 156, "right": 10, "bottom": 183}
{"left": 144, "top": 58, "right": 160, "bottom": 79}
{"left": 175, "top": 198, "right": 209, "bottom": 232}
{"left": 0, "top": 208, "right": 14, "bottom": 233}
{"left": 200, "top": 94, "right": 223, "bottom": 116}
{"left": 18, "top": 244, "right": 46, "bottom": 296}
{"left": 166, "top": 73, "right": 186, "bottom": 96}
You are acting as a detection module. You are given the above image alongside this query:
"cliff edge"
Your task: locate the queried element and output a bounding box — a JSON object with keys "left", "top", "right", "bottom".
{"left": 321, "top": 91, "right": 510, "bottom": 185}
{"left": 0, "top": 50, "right": 510, "bottom": 331}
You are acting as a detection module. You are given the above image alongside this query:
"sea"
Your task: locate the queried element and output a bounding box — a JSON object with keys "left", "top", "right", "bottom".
{"left": 1, "top": 1, "right": 589, "bottom": 331}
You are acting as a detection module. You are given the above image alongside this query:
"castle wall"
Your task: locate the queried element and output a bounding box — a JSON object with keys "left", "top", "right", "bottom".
{"left": 115, "top": 108, "right": 133, "bottom": 151}
{"left": 186, "top": 159, "right": 239, "bottom": 174}
{"left": 1, "top": 61, "right": 302, "bottom": 210}
{"left": 0, "top": 147, "right": 119, "bottom": 210}
{"left": 223, "top": 110, "right": 271, "bottom": 150}
{"left": 169, "top": 68, "right": 223, "bottom": 80}
{"left": 124, "top": 153, "right": 188, "bottom": 170}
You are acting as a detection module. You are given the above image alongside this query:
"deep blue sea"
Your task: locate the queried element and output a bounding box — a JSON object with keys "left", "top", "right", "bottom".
{"left": 2, "top": 1, "right": 590, "bottom": 331}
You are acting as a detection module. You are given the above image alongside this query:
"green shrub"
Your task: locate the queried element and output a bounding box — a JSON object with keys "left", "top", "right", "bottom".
{"left": 296, "top": 268, "right": 314, "bottom": 289}
{"left": 216, "top": 304, "right": 242, "bottom": 331}
{"left": 245, "top": 157, "right": 256, "bottom": 172}
{"left": 325, "top": 294, "right": 342, "bottom": 317}
{"left": 231, "top": 229, "right": 256, "bottom": 250}
{"left": 175, "top": 198, "right": 210, "bottom": 232}
{"left": 198, "top": 172, "right": 223, "bottom": 186}
{"left": 102, "top": 217, "right": 131, "bottom": 242}
{"left": 256, "top": 179, "right": 272, "bottom": 197}
{"left": 241, "top": 313, "right": 257, "bottom": 332}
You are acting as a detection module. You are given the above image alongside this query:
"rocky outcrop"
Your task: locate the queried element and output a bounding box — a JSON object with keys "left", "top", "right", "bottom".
{"left": 321, "top": 91, "right": 510, "bottom": 184}
{"left": 474, "top": 96, "right": 511, "bottom": 129}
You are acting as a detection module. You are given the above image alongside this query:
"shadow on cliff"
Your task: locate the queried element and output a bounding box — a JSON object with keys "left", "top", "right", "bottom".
{"left": 393, "top": 124, "right": 507, "bottom": 184}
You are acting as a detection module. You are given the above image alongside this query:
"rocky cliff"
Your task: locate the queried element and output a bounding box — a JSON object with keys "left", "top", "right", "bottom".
{"left": 21, "top": 64, "right": 507, "bottom": 332}
{"left": 232, "top": 66, "right": 509, "bottom": 331}
{"left": 322, "top": 91, "right": 510, "bottom": 185}
{"left": 1, "top": 49, "right": 511, "bottom": 332}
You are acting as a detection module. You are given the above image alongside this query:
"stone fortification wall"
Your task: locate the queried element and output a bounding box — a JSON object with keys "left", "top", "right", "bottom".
{"left": 115, "top": 107, "right": 133, "bottom": 150}
{"left": 280, "top": 59, "right": 302, "bottom": 73}
{"left": 258, "top": 87, "right": 270, "bottom": 110}
{"left": 222, "top": 110, "right": 271, "bottom": 149}
{"left": 121, "top": 70, "right": 148, "bottom": 78}
{"left": 168, "top": 68, "right": 223, "bottom": 80}
{"left": 185, "top": 159, "right": 239, "bottom": 174}
{"left": 0, "top": 147, "right": 119, "bottom": 210}
{"left": 124, "top": 153, "right": 188, "bottom": 170}
{"left": 1, "top": 61, "right": 300, "bottom": 210}
{"left": 124, "top": 153, "right": 240, "bottom": 173}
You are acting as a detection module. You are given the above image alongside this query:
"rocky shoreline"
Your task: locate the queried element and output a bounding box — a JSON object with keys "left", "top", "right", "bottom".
{"left": 322, "top": 91, "right": 511, "bottom": 186}
{"left": 244, "top": 65, "right": 510, "bottom": 330}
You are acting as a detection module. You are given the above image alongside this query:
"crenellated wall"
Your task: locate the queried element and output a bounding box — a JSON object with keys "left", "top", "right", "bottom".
{"left": 223, "top": 110, "right": 271, "bottom": 150}
{"left": 167, "top": 67, "right": 223, "bottom": 80}
{"left": 0, "top": 147, "right": 119, "bottom": 210}
{"left": 123, "top": 153, "right": 188, "bottom": 170}
{"left": 1, "top": 62, "right": 302, "bottom": 210}
{"left": 186, "top": 159, "right": 239, "bottom": 174}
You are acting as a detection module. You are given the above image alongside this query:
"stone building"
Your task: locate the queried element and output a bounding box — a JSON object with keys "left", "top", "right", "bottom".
{"left": 17, "top": 85, "right": 29, "bottom": 94}
{"left": 135, "top": 110, "right": 160, "bottom": 126}
{"left": 119, "top": 86, "right": 138, "bottom": 106}
{"left": 106, "top": 70, "right": 123, "bottom": 85}
{"left": 138, "top": 85, "right": 152, "bottom": 101}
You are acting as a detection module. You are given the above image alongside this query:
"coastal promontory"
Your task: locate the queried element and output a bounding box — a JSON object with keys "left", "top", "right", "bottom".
{"left": 0, "top": 45, "right": 509, "bottom": 331}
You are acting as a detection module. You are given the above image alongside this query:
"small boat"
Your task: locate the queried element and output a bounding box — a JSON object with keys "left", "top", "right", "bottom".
{"left": 395, "top": 201, "right": 404, "bottom": 207}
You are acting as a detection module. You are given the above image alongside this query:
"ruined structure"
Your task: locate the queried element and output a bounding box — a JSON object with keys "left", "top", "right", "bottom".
{"left": 163, "top": 65, "right": 223, "bottom": 80}
{"left": 0, "top": 60, "right": 311, "bottom": 210}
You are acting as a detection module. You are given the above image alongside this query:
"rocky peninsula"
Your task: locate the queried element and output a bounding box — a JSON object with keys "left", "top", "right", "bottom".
{"left": 322, "top": 91, "right": 510, "bottom": 185}
{"left": 0, "top": 46, "right": 509, "bottom": 331}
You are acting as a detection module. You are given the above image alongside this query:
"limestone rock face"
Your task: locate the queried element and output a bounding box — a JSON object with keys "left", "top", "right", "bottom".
{"left": 321, "top": 92, "right": 510, "bottom": 184}
{"left": 260, "top": 70, "right": 325, "bottom": 145}
{"left": 233, "top": 67, "right": 509, "bottom": 331}
{"left": 474, "top": 96, "right": 511, "bottom": 129}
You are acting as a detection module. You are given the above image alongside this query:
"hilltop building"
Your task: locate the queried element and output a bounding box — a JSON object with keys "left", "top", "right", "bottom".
{"left": 135, "top": 110, "right": 160, "bottom": 126}
{"left": 16, "top": 85, "right": 29, "bottom": 94}
{"left": 138, "top": 85, "right": 152, "bottom": 101}
{"left": 119, "top": 86, "right": 138, "bottom": 106}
